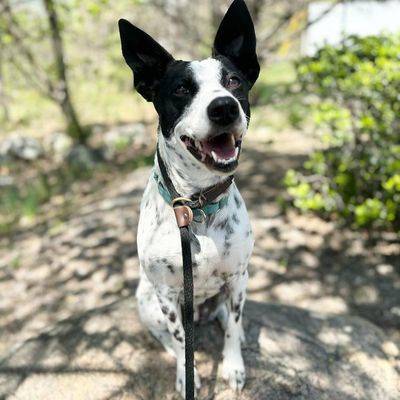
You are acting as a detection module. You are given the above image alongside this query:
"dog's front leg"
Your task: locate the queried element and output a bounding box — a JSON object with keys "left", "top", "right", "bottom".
{"left": 221, "top": 271, "right": 248, "bottom": 392}
{"left": 156, "top": 286, "right": 201, "bottom": 398}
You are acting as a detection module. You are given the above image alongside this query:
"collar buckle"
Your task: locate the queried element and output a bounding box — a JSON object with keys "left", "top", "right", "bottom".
{"left": 172, "top": 197, "right": 192, "bottom": 207}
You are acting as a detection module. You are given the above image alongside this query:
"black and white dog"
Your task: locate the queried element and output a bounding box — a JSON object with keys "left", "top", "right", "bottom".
{"left": 119, "top": 0, "right": 259, "bottom": 397}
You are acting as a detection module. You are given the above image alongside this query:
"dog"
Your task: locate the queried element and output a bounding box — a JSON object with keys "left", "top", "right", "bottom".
{"left": 118, "top": 0, "right": 259, "bottom": 397}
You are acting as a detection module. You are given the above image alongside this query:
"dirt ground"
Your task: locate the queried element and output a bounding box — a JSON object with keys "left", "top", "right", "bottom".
{"left": 0, "top": 131, "right": 399, "bottom": 399}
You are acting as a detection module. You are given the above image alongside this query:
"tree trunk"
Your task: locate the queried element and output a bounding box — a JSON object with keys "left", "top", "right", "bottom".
{"left": 42, "top": 0, "right": 88, "bottom": 144}
{"left": 0, "top": 45, "right": 10, "bottom": 123}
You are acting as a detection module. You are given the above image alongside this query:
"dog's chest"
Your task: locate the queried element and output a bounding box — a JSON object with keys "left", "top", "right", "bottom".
{"left": 137, "top": 177, "right": 253, "bottom": 302}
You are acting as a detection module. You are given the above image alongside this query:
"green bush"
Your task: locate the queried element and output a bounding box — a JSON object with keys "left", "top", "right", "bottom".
{"left": 285, "top": 35, "right": 400, "bottom": 230}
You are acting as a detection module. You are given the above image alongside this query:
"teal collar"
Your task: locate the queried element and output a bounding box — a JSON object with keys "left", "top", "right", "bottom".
{"left": 153, "top": 171, "right": 229, "bottom": 223}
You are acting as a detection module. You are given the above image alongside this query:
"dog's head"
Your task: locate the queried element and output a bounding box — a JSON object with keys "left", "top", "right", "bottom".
{"left": 119, "top": 0, "right": 259, "bottom": 176}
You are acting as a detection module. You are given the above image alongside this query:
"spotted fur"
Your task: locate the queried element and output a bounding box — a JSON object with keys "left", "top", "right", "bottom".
{"left": 119, "top": 0, "right": 259, "bottom": 397}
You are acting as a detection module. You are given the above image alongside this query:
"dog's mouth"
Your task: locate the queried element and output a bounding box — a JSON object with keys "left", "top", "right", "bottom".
{"left": 180, "top": 132, "right": 241, "bottom": 173}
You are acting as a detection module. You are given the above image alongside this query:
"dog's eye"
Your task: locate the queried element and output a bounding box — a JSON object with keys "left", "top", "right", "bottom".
{"left": 174, "top": 85, "right": 190, "bottom": 96}
{"left": 226, "top": 76, "right": 241, "bottom": 90}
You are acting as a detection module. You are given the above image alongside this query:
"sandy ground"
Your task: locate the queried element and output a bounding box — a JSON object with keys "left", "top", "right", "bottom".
{"left": 0, "top": 131, "right": 399, "bottom": 399}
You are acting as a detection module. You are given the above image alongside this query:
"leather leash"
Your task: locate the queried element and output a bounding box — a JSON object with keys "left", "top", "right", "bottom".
{"left": 156, "top": 146, "right": 233, "bottom": 400}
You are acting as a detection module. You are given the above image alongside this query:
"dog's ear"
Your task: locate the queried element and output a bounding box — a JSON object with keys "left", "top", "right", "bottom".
{"left": 118, "top": 19, "right": 174, "bottom": 102}
{"left": 212, "top": 0, "right": 260, "bottom": 88}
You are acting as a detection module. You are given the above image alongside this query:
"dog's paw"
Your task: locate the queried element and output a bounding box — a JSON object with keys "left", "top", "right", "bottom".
{"left": 221, "top": 356, "right": 246, "bottom": 392}
{"left": 176, "top": 366, "right": 201, "bottom": 398}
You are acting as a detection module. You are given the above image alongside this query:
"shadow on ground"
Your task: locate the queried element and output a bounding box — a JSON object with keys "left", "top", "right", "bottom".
{"left": 238, "top": 146, "right": 400, "bottom": 336}
{"left": 0, "top": 141, "right": 399, "bottom": 399}
{"left": 0, "top": 299, "right": 398, "bottom": 400}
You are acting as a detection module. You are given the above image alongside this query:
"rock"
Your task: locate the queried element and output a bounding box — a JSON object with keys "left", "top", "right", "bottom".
{"left": 0, "top": 175, "right": 14, "bottom": 187}
{"left": 353, "top": 285, "right": 380, "bottom": 305}
{"left": 0, "top": 134, "right": 43, "bottom": 161}
{"left": 0, "top": 153, "right": 10, "bottom": 165}
{"left": 271, "top": 280, "right": 323, "bottom": 303}
{"left": 43, "top": 132, "right": 73, "bottom": 161}
{"left": 382, "top": 341, "right": 399, "bottom": 358}
{"left": 103, "top": 123, "right": 148, "bottom": 158}
{"left": 65, "top": 145, "right": 98, "bottom": 170}
{"left": 0, "top": 300, "right": 398, "bottom": 400}
{"left": 376, "top": 264, "right": 394, "bottom": 276}
{"left": 298, "top": 296, "right": 349, "bottom": 315}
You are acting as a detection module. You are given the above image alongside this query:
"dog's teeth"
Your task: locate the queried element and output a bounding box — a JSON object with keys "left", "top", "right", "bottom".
{"left": 211, "top": 150, "right": 239, "bottom": 165}
{"left": 235, "top": 147, "right": 239, "bottom": 158}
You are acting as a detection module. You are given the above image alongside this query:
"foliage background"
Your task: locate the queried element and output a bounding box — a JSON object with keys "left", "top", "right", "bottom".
{"left": 0, "top": 0, "right": 318, "bottom": 233}
{"left": 285, "top": 35, "right": 400, "bottom": 231}
{"left": 0, "top": 1, "right": 399, "bottom": 398}
{"left": 1, "top": 0, "right": 399, "bottom": 234}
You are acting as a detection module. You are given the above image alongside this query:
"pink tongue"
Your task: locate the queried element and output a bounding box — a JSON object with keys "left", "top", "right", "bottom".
{"left": 202, "top": 135, "right": 236, "bottom": 159}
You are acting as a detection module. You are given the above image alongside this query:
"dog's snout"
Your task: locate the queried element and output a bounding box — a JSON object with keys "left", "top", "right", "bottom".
{"left": 207, "top": 96, "right": 239, "bottom": 126}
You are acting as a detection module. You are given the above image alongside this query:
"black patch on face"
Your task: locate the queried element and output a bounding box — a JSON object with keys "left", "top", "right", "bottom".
{"left": 153, "top": 61, "right": 199, "bottom": 138}
{"left": 215, "top": 55, "right": 252, "bottom": 123}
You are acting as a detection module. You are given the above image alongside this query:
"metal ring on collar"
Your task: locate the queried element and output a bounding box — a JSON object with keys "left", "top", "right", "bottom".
{"left": 172, "top": 197, "right": 192, "bottom": 207}
{"left": 193, "top": 209, "right": 206, "bottom": 224}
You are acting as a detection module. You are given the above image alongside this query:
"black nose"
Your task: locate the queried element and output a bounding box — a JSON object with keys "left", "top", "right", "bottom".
{"left": 207, "top": 96, "right": 239, "bottom": 126}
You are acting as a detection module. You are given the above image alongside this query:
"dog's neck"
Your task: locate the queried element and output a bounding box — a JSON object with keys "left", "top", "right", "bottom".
{"left": 155, "top": 129, "right": 225, "bottom": 198}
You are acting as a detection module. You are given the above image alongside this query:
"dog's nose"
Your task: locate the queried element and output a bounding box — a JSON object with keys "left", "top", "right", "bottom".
{"left": 207, "top": 96, "right": 239, "bottom": 126}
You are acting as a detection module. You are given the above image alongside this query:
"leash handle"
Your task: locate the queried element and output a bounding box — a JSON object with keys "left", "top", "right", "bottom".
{"left": 180, "top": 226, "right": 195, "bottom": 400}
